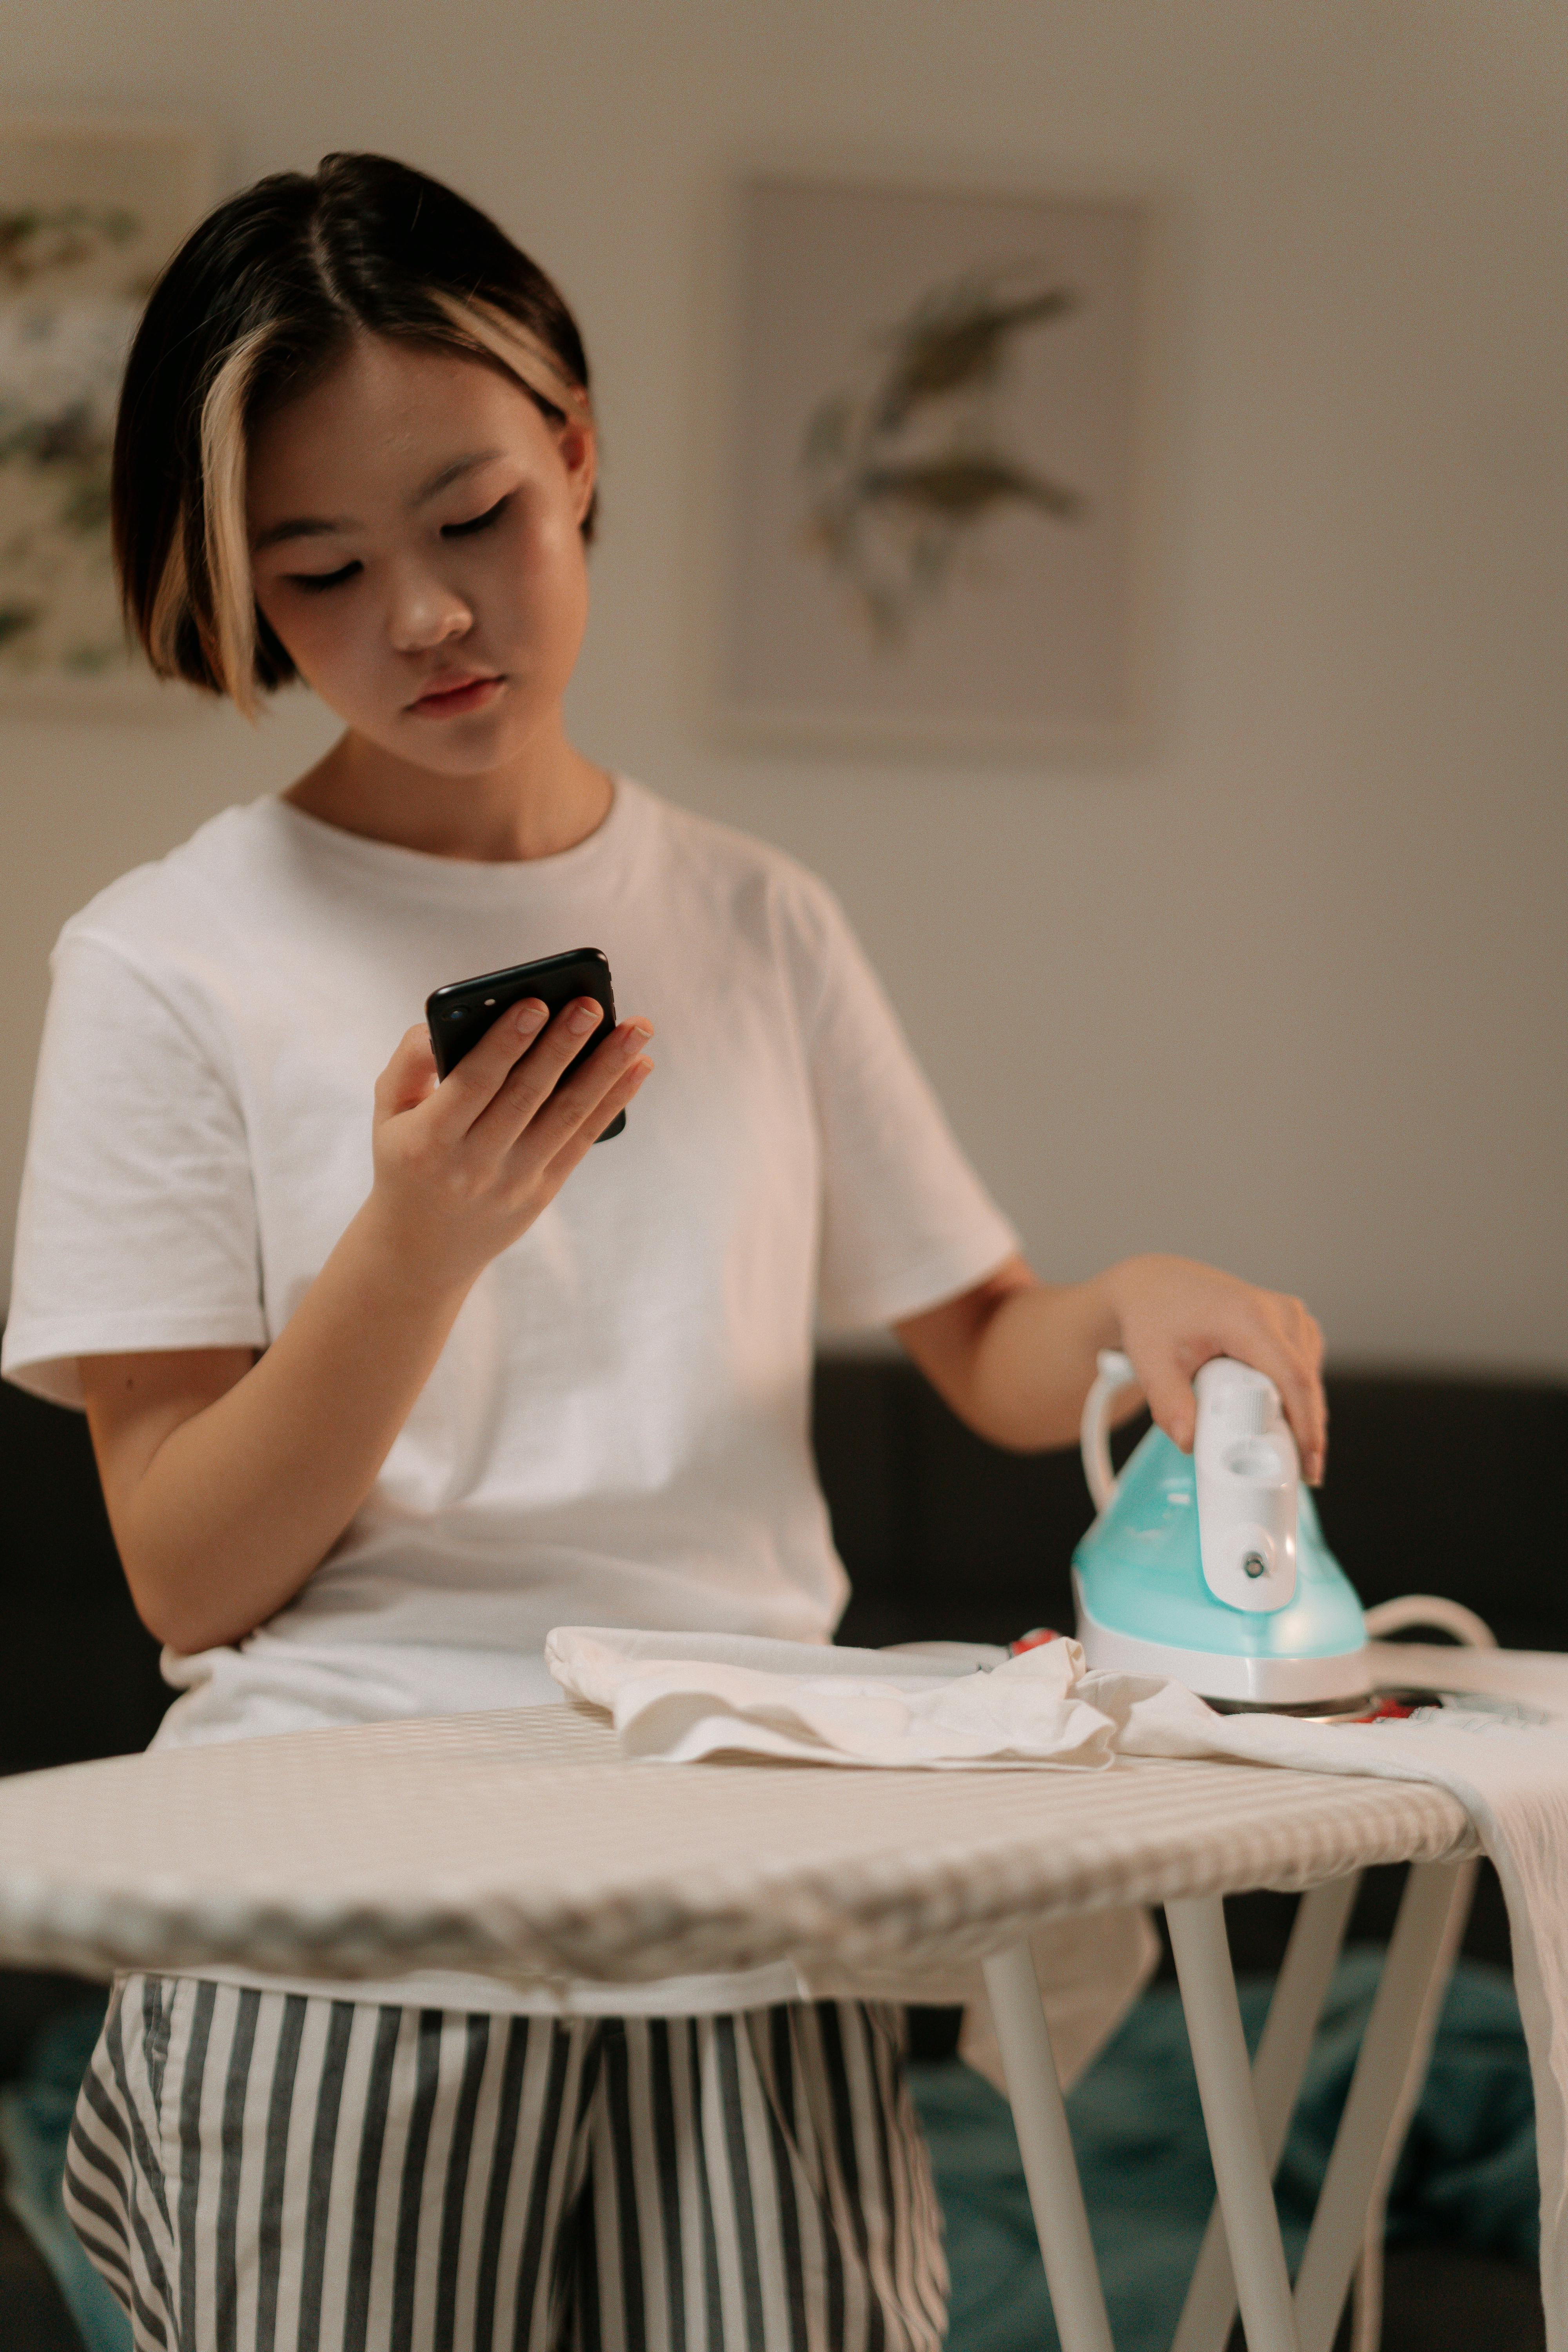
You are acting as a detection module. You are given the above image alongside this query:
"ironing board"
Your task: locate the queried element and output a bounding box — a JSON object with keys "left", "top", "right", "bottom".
{"left": 0, "top": 1704, "right": 1477, "bottom": 2352}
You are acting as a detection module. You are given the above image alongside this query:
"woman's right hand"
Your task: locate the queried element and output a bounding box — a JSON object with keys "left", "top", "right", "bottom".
{"left": 365, "top": 996, "right": 653, "bottom": 1292}
{"left": 81, "top": 998, "right": 653, "bottom": 1655}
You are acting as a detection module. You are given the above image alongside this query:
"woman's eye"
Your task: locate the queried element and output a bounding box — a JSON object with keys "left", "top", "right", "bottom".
{"left": 442, "top": 494, "right": 512, "bottom": 540}
{"left": 289, "top": 561, "right": 361, "bottom": 593}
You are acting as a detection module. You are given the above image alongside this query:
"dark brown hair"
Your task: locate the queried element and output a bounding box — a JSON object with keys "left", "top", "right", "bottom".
{"left": 113, "top": 152, "right": 595, "bottom": 711}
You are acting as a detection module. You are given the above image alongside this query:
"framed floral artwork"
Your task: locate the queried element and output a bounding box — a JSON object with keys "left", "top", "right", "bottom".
{"left": 714, "top": 173, "right": 1163, "bottom": 758}
{"left": 0, "top": 117, "right": 211, "bottom": 710}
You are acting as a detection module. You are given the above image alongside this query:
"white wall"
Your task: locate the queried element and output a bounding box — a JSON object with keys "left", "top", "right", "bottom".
{"left": 4, "top": 0, "right": 1565, "bottom": 1369}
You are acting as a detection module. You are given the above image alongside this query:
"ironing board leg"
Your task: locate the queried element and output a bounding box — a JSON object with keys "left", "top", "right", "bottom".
{"left": 1166, "top": 1895, "right": 1302, "bottom": 2352}
{"left": 1344, "top": 1857, "right": 1476, "bottom": 2352}
{"left": 981, "top": 1941, "right": 1116, "bottom": 2352}
{"left": 1291, "top": 1858, "right": 1470, "bottom": 2352}
{"left": 1171, "top": 1872, "right": 1361, "bottom": 2352}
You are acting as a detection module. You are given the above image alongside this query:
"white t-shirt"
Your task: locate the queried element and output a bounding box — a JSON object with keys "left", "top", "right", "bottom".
{"left": 4, "top": 778, "right": 1018, "bottom": 1763}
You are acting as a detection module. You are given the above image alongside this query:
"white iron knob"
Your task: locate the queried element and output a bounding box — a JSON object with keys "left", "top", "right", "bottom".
{"left": 1192, "top": 1359, "right": 1299, "bottom": 1613}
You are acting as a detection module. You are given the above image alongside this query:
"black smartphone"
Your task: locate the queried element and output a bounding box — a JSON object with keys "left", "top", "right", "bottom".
{"left": 425, "top": 947, "right": 626, "bottom": 1141}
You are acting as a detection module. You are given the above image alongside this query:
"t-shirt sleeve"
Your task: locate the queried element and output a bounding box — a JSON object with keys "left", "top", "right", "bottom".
{"left": 786, "top": 878, "right": 1022, "bottom": 1331}
{"left": 2, "top": 930, "right": 268, "bottom": 1408}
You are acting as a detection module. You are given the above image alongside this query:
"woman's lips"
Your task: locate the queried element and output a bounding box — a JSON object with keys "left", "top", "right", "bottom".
{"left": 408, "top": 673, "right": 504, "bottom": 717}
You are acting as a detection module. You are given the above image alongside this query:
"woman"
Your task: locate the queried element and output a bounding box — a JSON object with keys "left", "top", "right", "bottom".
{"left": 2, "top": 153, "right": 1325, "bottom": 2350}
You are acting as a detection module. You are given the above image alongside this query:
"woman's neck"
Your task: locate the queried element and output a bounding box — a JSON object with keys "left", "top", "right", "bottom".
{"left": 284, "top": 727, "right": 614, "bottom": 863}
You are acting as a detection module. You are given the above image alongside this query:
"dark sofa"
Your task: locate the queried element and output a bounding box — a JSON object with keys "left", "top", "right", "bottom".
{"left": 2, "top": 1353, "right": 1564, "bottom": 2345}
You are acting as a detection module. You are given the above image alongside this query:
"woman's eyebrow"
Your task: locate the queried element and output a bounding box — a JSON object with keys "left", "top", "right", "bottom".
{"left": 252, "top": 515, "right": 356, "bottom": 552}
{"left": 250, "top": 453, "right": 505, "bottom": 551}
{"left": 412, "top": 449, "right": 503, "bottom": 506}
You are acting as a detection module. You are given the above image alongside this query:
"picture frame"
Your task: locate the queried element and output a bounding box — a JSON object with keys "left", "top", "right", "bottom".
{"left": 0, "top": 115, "right": 212, "bottom": 714}
{"left": 706, "top": 169, "right": 1172, "bottom": 762}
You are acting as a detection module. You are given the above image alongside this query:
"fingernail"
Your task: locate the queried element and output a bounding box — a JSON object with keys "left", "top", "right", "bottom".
{"left": 566, "top": 1000, "right": 601, "bottom": 1036}
{"left": 512, "top": 998, "right": 547, "bottom": 1033}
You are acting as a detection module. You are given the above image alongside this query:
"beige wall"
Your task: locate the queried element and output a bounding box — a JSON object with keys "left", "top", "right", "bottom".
{"left": 3, "top": 0, "right": 1564, "bottom": 1370}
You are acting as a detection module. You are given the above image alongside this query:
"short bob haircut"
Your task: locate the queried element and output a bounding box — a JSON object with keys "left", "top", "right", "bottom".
{"left": 114, "top": 152, "right": 595, "bottom": 715}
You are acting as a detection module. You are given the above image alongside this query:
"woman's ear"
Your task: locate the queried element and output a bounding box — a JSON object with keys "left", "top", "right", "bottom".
{"left": 555, "top": 412, "right": 597, "bottom": 528}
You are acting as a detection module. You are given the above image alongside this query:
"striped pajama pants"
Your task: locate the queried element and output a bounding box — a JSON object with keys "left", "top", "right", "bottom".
{"left": 64, "top": 1976, "right": 949, "bottom": 2352}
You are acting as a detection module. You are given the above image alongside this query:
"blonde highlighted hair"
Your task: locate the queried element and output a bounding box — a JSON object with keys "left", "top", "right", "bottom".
{"left": 114, "top": 155, "right": 595, "bottom": 714}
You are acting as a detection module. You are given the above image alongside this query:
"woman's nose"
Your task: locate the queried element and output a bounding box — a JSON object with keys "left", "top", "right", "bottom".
{"left": 387, "top": 562, "right": 472, "bottom": 653}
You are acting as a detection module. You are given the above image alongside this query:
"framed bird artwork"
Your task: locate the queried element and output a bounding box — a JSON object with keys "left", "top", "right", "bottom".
{"left": 708, "top": 171, "right": 1168, "bottom": 760}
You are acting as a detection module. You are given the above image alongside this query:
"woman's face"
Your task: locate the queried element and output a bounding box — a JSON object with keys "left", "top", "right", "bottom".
{"left": 246, "top": 334, "right": 595, "bottom": 773}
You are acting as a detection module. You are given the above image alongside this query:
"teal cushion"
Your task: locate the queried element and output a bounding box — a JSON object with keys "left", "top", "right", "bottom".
{"left": 0, "top": 1995, "right": 129, "bottom": 2352}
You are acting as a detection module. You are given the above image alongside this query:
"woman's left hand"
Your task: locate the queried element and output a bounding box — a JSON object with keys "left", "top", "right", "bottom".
{"left": 1102, "top": 1254, "right": 1327, "bottom": 1482}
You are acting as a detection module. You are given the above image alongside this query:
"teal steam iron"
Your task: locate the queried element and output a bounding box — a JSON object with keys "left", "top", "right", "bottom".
{"left": 1072, "top": 1351, "right": 1373, "bottom": 1712}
